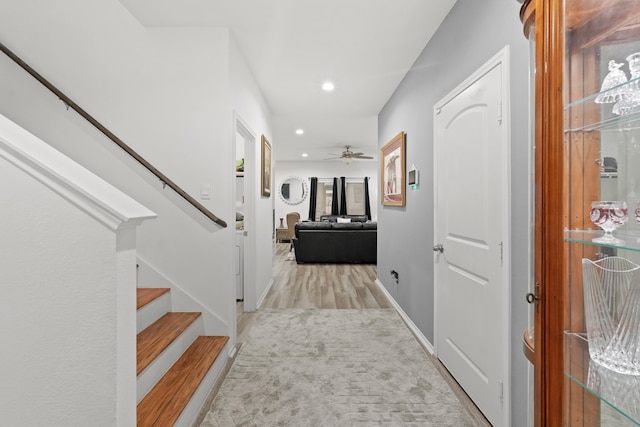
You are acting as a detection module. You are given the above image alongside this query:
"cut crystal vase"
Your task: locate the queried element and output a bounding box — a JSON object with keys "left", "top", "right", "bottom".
{"left": 582, "top": 256, "right": 640, "bottom": 375}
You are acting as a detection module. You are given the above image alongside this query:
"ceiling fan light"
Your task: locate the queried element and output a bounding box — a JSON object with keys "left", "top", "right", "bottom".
{"left": 343, "top": 156, "right": 353, "bottom": 165}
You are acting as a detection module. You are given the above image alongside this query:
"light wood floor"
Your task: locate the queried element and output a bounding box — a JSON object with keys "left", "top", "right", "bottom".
{"left": 235, "top": 242, "right": 491, "bottom": 427}
{"left": 236, "top": 243, "right": 391, "bottom": 344}
{"left": 263, "top": 243, "right": 392, "bottom": 309}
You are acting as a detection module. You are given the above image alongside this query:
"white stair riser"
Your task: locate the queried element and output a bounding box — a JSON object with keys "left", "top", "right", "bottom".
{"left": 136, "top": 316, "right": 204, "bottom": 403}
{"left": 137, "top": 292, "right": 171, "bottom": 333}
{"left": 174, "top": 343, "right": 232, "bottom": 427}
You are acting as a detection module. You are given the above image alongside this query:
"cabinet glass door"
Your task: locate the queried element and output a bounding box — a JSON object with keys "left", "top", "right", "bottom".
{"left": 564, "top": 1, "right": 640, "bottom": 425}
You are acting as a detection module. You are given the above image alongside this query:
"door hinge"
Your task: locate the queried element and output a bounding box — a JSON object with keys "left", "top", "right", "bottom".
{"left": 498, "top": 380, "right": 504, "bottom": 405}
{"left": 497, "top": 101, "right": 502, "bottom": 124}
{"left": 499, "top": 241, "right": 503, "bottom": 266}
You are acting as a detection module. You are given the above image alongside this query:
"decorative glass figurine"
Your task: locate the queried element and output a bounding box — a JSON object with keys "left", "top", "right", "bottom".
{"left": 613, "top": 52, "right": 640, "bottom": 115}
{"left": 596, "top": 60, "right": 630, "bottom": 104}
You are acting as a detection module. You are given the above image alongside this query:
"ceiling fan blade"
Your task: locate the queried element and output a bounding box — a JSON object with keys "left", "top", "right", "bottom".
{"left": 352, "top": 154, "right": 374, "bottom": 159}
{"left": 350, "top": 152, "right": 365, "bottom": 156}
{"left": 327, "top": 153, "right": 343, "bottom": 157}
{"left": 324, "top": 156, "right": 343, "bottom": 160}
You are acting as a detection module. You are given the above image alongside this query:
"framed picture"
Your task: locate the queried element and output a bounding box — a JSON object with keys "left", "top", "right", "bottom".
{"left": 261, "top": 135, "right": 272, "bottom": 197}
{"left": 380, "top": 131, "right": 405, "bottom": 206}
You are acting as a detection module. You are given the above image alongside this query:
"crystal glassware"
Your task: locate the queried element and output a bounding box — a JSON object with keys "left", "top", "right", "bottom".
{"left": 590, "top": 201, "right": 628, "bottom": 244}
{"left": 587, "top": 357, "right": 640, "bottom": 418}
{"left": 613, "top": 53, "right": 640, "bottom": 115}
{"left": 583, "top": 257, "right": 640, "bottom": 375}
{"left": 627, "top": 52, "right": 640, "bottom": 85}
{"left": 596, "top": 60, "right": 631, "bottom": 104}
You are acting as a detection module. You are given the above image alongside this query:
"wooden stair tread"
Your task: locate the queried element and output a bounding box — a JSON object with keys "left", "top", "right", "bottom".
{"left": 137, "top": 335, "right": 229, "bottom": 427}
{"left": 137, "top": 288, "right": 170, "bottom": 310}
{"left": 137, "top": 312, "right": 201, "bottom": 375}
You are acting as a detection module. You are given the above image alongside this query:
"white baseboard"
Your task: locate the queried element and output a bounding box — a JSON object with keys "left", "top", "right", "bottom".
{"left": 374, "top": 279, "right": 435, "bottom": 355}
{"left": 256, "top": 277, "right": 274, "bottom": 309}
{"left": 227, "top": 345, "right": 237, "bottom": 359}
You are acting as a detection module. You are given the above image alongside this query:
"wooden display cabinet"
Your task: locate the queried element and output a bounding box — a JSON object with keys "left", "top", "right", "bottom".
{"left": 519, "top": 0, "right": 640, "bottom": 425}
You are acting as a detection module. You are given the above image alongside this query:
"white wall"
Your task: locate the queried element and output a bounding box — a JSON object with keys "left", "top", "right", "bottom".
{"left": 0, "top": 1, "right": 236, "bottom": 335}
{"left": 0, "top": 158, "right": 122, "bottom": 425}
{"left": 274, "top": 160, "right": 378, "bottom": 223}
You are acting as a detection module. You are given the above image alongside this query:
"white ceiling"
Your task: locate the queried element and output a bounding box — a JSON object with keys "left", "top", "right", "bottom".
{"left": 119, "top": 0, "right": 457, "bottom": 162}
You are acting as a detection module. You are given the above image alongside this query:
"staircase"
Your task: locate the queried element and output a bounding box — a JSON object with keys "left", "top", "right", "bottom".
{"left": 136, "top": 288, "right": 229, "bottom": 426}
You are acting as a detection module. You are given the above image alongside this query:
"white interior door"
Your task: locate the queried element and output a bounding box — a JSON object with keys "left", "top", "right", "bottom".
{"left": 433, "top": 48, "right": 510, "bottom": 427}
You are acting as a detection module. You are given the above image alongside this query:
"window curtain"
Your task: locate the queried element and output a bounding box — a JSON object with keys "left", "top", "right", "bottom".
{"left": 331, "top": 177, "right": 339, "bottom": 215}
{"left": 339, "top": 176, "right": 347, "bottom": 215}
{"left": 364, "top": 177, "right": 371, "bottom": 220}
{"left": 308, "top": 177, "right": 318, "bottom": 220}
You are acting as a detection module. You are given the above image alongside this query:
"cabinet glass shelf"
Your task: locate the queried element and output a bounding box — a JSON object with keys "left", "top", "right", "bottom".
{"left": 565, "top": 332, "right": 640, "bottom": 426}
{"left": 564, "top": 109, "right": 640, "bottom": 133}
{"left": 566, "top": 76, "right": 640, "bottom": 109}
{"left": 565, "top": 229, "right": 640, "bottom": 252}
{"left": 564, "top": 78, "right": 640, "bottom": 132}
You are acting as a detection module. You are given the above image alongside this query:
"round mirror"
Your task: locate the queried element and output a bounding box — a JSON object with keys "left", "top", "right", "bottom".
{"left": 279, "top": 176, "right": 308, "bottom": 205}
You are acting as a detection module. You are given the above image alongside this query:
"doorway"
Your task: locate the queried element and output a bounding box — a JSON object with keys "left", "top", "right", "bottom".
{"left": 233, "top": 113, "right": 257, "bottom": 343}
{"left": 433, "top": 47, "right": 511, "bottom": 426}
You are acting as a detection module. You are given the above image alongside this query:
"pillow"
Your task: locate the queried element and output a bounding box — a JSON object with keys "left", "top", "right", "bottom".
{"left": 336, "top": 217, "right": 351, "bottom": 223}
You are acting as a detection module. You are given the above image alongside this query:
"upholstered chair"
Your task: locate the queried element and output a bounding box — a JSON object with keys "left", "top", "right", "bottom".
{"left": 286, "top": 212, "right": 300, "bottom": 250}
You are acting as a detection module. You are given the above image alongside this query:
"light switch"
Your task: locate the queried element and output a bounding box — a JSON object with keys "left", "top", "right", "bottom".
{"left": 200, "top": 184, "right": 211, "bottom": 200}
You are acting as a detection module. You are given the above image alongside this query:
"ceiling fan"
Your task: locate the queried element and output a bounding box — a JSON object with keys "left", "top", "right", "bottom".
{"left": 325, "top": 145, "right": 374, "bottom": 164}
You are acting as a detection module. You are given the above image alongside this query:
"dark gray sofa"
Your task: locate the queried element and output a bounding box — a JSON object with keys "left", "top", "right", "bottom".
{"left": 292, "top": 221, "right": 377, "bottom": 264}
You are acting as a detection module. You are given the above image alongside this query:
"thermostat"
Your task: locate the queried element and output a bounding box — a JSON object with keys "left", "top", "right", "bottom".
{"left": 408, "top": 166, "right": 419, "bottom": 189}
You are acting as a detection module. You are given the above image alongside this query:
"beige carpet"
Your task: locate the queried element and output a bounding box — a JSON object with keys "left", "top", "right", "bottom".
{"left": 201, "top": 309, "right": 476, "bottom": 426}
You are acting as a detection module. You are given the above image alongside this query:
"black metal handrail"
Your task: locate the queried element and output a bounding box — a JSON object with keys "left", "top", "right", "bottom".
{"left": 0, "top": 42, "right": 227, "bottom": 228}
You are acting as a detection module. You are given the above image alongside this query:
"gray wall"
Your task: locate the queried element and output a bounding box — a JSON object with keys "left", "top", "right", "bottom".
{"left": 377, "top": 0, "right": 530, "bottom": 424}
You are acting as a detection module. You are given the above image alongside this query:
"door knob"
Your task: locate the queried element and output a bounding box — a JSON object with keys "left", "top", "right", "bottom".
{"left": 433, "top": 244, "right": 444, "bottom": 253}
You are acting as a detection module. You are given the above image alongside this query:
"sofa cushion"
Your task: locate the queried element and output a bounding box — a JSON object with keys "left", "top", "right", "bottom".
{"left": 296, "top": 222, "right": 332, "bottom": 231}
{"left": 362, "top": 222, "right": 377, "bottom": 230}
{"left": 331, "top": 222, "right": 363, "bottom": 230}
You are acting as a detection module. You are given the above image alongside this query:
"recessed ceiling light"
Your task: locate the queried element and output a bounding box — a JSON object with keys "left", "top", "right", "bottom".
{"left": 302, "top": 153, "right": 308, "bottom": 157}
{"left": 322, "top": 82, "right": 335, "bottom": 92}
{"left": 296, "top": 129, "right": 304, "bottom": 135}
